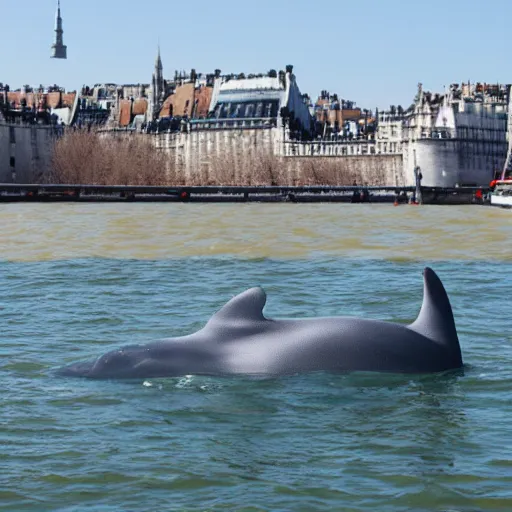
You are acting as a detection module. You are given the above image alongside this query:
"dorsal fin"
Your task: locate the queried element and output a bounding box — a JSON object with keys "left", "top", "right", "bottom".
{"left": 409, "top": 268, "right": 461, "bottom": 361}
{"left": 210, "top": 287, "right": 267, "bottom": 324}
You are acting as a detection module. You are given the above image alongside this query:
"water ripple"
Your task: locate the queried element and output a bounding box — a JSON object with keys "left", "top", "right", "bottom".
{"left": 0, "top": 207, "right": 511, "bottom": 511}
{"left": 0, "top": 203, "right": 511, "bottom": 262}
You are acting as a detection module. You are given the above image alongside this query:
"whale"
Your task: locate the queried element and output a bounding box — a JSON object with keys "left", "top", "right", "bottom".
{"left": 57, "top": 267, "right": 463, "bottom": 380}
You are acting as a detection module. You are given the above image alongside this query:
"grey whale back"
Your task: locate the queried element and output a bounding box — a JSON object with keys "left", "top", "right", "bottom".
{"left": 57, "top": 267, "right": 463, "bottom": 379}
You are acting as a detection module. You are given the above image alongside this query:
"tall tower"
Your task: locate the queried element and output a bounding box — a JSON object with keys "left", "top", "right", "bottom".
{"left": 149, "top": 45, "right": 165, "bottom": 120}
{"left": 153, "top": 45, "right": 164, "bottom": 105}
{"left": 51, "top": 0, "right": 67, "bottom": 59}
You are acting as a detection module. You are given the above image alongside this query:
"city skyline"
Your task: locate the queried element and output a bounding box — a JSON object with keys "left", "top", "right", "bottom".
{"left": 1, "top": 0, "right": 509, "bottom": 110}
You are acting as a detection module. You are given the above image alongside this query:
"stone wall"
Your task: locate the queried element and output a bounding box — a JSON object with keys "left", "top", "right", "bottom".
{"left": 0, "top": 122, "right": 405, "bottom": 186}
{"left": 151, "top": 127, "right": 282, "bottom": 180}
{"left": 95, "top": 128, "right": 405, "bottom": 185}
{"left": 283, "top": 155, "right": 404, "bottom": 186}
{"left": 0, "top": 123, "right": 57, "bottom": 182}
{"left": 402, "top": 138, "right": 506, "bottom": 187}
{"left": 145, "top": 128, "right": 404, "bottom": 185}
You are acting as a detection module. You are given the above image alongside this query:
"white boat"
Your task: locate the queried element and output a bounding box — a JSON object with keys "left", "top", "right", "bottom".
{"left": 490, "top": 180, "right": 512, "bottom": 208}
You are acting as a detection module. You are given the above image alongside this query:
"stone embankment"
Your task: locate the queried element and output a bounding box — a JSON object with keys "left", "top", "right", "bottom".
{"left": 42, "top": 130, "right": 404, "bottom": 187}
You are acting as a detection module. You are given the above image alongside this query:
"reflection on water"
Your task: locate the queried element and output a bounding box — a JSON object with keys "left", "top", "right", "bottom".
{"left": 1, "top": 203, "right": 511, "bottom": 262}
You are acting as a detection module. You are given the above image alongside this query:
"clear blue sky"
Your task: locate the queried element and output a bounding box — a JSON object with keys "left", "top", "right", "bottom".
{"left": 1, "top": 0, "right": 509, "bottom": 110}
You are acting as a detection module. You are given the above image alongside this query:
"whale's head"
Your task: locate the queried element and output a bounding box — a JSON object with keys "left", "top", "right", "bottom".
{"left": 57, "top": 342, "right": 207, "bottom": 380}
{"left": 57, "top": 344, "right": 151, "bottom": 379}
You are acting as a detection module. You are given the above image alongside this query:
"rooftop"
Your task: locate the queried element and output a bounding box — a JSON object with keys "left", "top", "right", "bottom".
{"left": 220, "top": 77, "right": 283, "bottom": 92}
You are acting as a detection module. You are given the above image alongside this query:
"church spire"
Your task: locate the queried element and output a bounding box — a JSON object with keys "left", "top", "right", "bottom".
{"left": 156, "top": 43, "right": 163, "bottom": 72}
{"left": 148, "top": 44, "right": 165, "bottom": 121}
{"left": 51, "top": 0, "right": 67, "bottom": 59}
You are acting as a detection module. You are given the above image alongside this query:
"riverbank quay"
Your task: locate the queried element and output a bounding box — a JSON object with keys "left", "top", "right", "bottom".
{"left": 0, "top": 183, "right": 488, "bottom": 204}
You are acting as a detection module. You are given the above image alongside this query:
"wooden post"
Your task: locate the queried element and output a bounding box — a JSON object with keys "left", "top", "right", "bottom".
{"left": 414, "top": 165, "right": 423, "bottom": 205}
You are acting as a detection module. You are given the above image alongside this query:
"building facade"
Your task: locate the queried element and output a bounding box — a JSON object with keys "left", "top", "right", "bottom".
{"left": 2, "top": 46, "right": 510, "bottom": 188}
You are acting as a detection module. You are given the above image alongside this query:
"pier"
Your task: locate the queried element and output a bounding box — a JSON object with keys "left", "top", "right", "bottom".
{"left": 0, "top": 183, "right": 488, "bottom": 204}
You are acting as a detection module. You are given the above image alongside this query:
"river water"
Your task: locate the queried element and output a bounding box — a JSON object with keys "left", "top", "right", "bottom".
{"left": 1, "top": 204, "right": 511, "bottom": 511}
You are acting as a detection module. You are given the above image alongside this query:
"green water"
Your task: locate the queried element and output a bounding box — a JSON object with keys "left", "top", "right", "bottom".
{"left": 1, "top": 204, "right": 511, "bottom": 511}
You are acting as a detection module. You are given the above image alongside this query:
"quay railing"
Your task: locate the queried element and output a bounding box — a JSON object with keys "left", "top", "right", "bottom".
{"left": 0, "top": 183, "right": 488, "bottom": 204}
{"left": 282, "top": 140, "right": 402, "bottom": 157}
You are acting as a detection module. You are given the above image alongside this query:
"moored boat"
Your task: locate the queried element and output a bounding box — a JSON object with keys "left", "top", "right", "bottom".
{"left": 490, "top": 179, "right": 512, "bottom": 208}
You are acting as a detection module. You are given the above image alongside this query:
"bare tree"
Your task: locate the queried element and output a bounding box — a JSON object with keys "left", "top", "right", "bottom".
{"left": 49, "top": 130, "right": 172, "bottom": 185}
{"left": 47, "top": 130, "right": 399, "bottom": 187}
